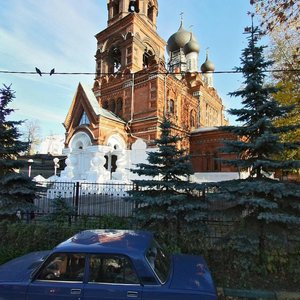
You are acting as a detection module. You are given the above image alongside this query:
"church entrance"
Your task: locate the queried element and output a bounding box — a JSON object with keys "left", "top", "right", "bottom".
{"left": 61, "top": 132, "right": 127, "bottom": 182}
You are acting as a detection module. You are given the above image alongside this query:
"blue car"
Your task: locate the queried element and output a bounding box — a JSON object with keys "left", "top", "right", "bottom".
{"left": 0, "top": 229, "right": 217, "bottom": 299}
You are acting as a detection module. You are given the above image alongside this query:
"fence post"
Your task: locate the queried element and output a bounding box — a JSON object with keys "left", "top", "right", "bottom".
{"left": 74, "top": 181, "right": 80, "bottom": 221}
{"left": 134, "top": 183, "right": 139, "bottom": 211}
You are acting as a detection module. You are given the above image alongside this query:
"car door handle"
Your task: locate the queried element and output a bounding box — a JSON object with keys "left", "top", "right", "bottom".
{"left": 127, "top": 291, "right": 139, "bottom": 298}
{"left": 71, "top": 289, "right": 82, "bottom": 295}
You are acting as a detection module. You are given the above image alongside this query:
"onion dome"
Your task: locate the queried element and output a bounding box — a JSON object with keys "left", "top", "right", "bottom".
{"left": 167, "top": 21, "right": 191, "bottom": 52}
{"left": 201, "top": 51, "right": 215, "bottom": 73}
{"left": 183, "top": 32, "right": 200, "bottom": 54}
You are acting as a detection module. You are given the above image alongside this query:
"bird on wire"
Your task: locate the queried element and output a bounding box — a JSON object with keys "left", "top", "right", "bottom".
{"left": 50, "top": 68, "right": 55, "bottom": 76}
{"left": 35, "top": 67, "right": 42, "bottom": 76}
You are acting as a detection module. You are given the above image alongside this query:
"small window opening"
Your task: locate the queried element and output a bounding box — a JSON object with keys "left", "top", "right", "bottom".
{"left": 112, "top": 0, "right": 120, "bottom": 17}
{"left": 110, "top": 47, "right": 121, "bottom": 73}
{"left": 79, "top": 111, "right": 90, "bottom": 126}
{"left": 116, "top": 98, "right": 123, "bottom": 116}
{"left": 103, "top": 100, "right": 109, "bottom": 109}
{"left": 128, "top": 0, "right": 139, "bottom": 12}
{"left": 147, "top": 2, "right": 154, "bottom": 21}
{"left": 190, "top": 110, "right": 196, "bottom": 128}
{"left": 169, "top": 99, "right": 174, "bottom": 114}
{"left": 110, "top": 99, "right": 116, "bottom": 113}
{"left": 143, "top": 49, "right": 153, "bottom": 68}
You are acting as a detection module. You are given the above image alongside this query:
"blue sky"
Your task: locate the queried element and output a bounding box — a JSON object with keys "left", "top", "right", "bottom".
{"left": 0, "top": 0, "right": 254, "bottom": 138}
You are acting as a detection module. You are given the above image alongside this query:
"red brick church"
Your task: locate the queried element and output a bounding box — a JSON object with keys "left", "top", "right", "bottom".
{"left": 61, "top": 0, "right": 237, "bottom": 183}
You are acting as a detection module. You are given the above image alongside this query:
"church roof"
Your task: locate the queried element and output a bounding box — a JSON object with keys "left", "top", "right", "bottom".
{"left": 191, "top": 126, "right": 218, "bottom": 133}
{"left": 80, "top": 83, "right": 125, "bottom": 123}
{"left": 64, "top": 83, "right": 125, "bottom": 130}
{"left": 167, "top": 21, "right": 191, "bottom": 52}
{"left": 183, "top": 32, "right": 200, "bottom": 54}
{"left": 201, "top": 52, "right": 215, "bottom": 73}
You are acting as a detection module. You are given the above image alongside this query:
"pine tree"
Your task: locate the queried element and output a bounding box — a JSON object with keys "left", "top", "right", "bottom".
{"left": 128, "top": 118, "right": 205, "bottom": 245}
{"left": 0, "top": 84, "right": 37, "bottom": 217}
{"left": 215, "top": 22, "right": 300, "bottom": 261}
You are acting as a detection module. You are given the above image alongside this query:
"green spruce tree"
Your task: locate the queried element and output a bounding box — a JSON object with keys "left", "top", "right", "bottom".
{"left": 128, "top": 118, "right": 205, "bottom": 245}
{"left": 215, "top": 22, "right": 300, "bottom": 261}
{"left": 0, "top": 84, "right": 37, "bottom": 217}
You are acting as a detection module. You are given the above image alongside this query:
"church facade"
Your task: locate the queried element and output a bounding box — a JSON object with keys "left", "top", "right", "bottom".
{"left": 61, "top": 0, "right": 237, "bottom": 183}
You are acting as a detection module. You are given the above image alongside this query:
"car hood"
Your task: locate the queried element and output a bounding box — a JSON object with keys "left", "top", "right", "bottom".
{"left": 169, "top": 254, "right": 216, "bottom": 295}
{"left": 0, "top": 250, "right": 50, "bottom": 282}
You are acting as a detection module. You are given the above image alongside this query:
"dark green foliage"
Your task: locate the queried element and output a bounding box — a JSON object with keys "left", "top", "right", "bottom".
{"left": 0, "top": 220, "right": 76, "bottom": 265}
{"left": 75, "top": 214, "right": 132, "bottom": 230}
{"left": 45, "top": 196, "right": 75, "bottom": 225}
{"left": 0, "top": 216, "right": 133, "bottom": 265}
{"left": 209, "top": 244, "right": 300, "bottom": 290}
{"left": 220, "top": 26, "right": 300, "bottom": 175}
{"left": 217, "top": 24, "right": 300, "bottom": 262}
{"left": 0, "top": 85, "right": 28, "bottom": 173}
{"left": 0, "top": 85, "right": 38, "bottom": 216}
{"left": 132, "top": 118, "right": 194, "bottom": 180}
{"left": 127, "top": 118, "right": 205, "bottom": 243}
{"left": 0, "top": 218, "right": 299, "bottom": 291}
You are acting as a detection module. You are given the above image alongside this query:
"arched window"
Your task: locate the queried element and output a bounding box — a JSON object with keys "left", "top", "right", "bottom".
{"left": 190, "top": 110, "right": 196, "bottom": 128}
{"left": 128, "top": 0, "right": 139, "bottom": 12}
{"left": 110, "top": 99, "right": 116, "bottom": 113}
{"left": 110, "top": 46, "right": 121, "bottom": 73}
{"left": 112, "top": 0, "right": 120, "bottom": 16}
{"left": 102, "top": 100, "right": 109, "bottom": 109}
{"left": 116, "top": 98, "right": 123, "bottom": 116}
{"left": 147, "top": 2, "right": 154, "bottom": 21}
{"left": 206, "top": 103, "right": 209, "bottom": 124}
{"left": 143, "top": 49, "right": 153, "bottom": 68}
{"left": 169, "top": 99, "right": 174, "bottom": 114}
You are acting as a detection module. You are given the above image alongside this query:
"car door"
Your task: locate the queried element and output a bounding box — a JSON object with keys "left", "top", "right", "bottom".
{"left": 83, "top": 254, "right": 142, "bottom": 300}
{"left": 26, "top": 252, "right": 86, "bottom": 300}
{"left": 0, "top": 282, "right": 29, "bottom": 300}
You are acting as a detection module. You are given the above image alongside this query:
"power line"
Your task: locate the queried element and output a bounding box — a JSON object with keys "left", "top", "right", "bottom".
{"left": 0, "top": 69, "right": 299, "bottom": 76}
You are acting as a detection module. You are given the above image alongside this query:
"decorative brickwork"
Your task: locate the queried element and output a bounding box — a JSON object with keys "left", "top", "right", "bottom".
{"left": 62, "top": 0, "right": 234, "bottom": 182}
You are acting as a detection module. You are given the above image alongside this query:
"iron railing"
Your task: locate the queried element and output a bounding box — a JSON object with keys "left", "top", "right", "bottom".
{"left": 34, "top": 181, "right": 135, "bottom": 217}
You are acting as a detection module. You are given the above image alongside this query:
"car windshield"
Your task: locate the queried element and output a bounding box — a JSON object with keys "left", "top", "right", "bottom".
{"left": 146, "top": 240, "right": 170, "bottom": 283}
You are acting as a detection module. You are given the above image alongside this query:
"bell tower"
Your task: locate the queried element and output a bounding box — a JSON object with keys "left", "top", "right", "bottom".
{"left": 107, "top": 0, "right": 158, "bottom": 28}
{"left": 62, "top": 0, "right": 228, "bottom": 183}
{"left": 95, "top": 0, "right": 165, "bottom": 76}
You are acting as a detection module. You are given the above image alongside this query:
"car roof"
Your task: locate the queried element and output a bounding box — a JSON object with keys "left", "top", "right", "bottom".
{"left": 53, "top": 229, "right": 153, "bottom": 256}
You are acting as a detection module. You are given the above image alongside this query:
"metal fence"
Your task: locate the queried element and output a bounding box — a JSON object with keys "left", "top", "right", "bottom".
{"left": 33, "top": 181, "right": 215, "bottom": 218}
{"left": 34, "top": 181, "right": 135, "bottom": 217}
{"left": 32, "top": 181, "right": 235, "bottom": 242}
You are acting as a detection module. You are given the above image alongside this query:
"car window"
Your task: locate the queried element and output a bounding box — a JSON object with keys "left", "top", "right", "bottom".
{"left": 146, "top": 241, "right": 170, "bottom": 283}
{"left": 89, "top": 254, "right": 140, "bottom": 284}
{"left": 36, "top": 253, "right": 85, "bottom": 282}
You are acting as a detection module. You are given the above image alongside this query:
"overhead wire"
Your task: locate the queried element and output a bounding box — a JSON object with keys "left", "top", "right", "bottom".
{"left": 0, "top": 69, "right": 299, "bottom": 76}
